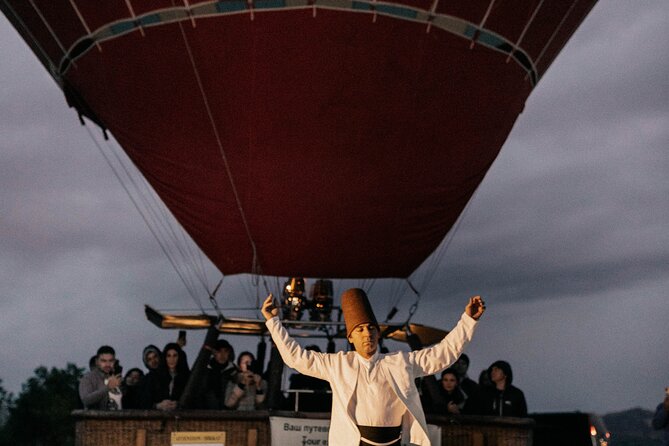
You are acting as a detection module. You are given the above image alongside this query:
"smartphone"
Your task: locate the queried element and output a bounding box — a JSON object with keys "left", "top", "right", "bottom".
{"left": 113, "top": 360, "right": 123, "bottom": 376}
{"left": 249, "top": 359, "right": 263, "bottom": 375}
{"left": 178, "top": 330, "right": 187, "bottom": 344}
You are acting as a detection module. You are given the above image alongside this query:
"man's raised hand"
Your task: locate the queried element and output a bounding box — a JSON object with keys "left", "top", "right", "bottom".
{"left": 465, "top": 296, "right": 486, "bottom": 320}
{"left": 261, "top": 293, "right": 279, "bottom": 321}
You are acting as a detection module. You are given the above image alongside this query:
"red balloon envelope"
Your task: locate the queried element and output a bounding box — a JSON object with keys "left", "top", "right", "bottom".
{"left": 1, "top": 0, "right": 596, "bottom": 278}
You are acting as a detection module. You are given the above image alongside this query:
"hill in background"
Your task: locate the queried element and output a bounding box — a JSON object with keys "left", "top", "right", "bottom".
{"left": 603, "top": 407, "right": 664, "bottom": 446}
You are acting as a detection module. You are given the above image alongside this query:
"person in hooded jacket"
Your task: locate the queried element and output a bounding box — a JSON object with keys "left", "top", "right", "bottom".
{"left": 139, "top": 344, "right": 161, "bottom": 409}
{"left": 142, "top": 345, "right": 161, "bottom": 373}
{"left": 202, "top": 339, "right": 239, "bottom": 409}
{"left": 142, "top": 343, "right": 190, "bottom": 410}
{"left": 481, "top": 360, "right": 527, "bottom": 417}
{"left": 121, "top": 368, "right": 144, "bottom": 409}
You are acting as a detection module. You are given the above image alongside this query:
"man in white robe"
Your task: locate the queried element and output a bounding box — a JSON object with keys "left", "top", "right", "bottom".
{"left": 262, "top": 289, "right": 485, "bottom": 446}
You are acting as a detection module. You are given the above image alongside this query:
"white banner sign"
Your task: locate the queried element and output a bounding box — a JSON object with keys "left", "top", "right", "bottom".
{"left": 270, "top": 416, "right": 330, "bottom": 446}
{"left": 270, "top": 416, "right": 442, "bottom": 446}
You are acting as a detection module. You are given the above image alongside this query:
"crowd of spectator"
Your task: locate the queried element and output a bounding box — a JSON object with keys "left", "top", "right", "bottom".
{"left": 419, "top": 354, "right": 528, "bottom": 417}
{"left": 79, "top": 339, "right": 525, "bottom": 418}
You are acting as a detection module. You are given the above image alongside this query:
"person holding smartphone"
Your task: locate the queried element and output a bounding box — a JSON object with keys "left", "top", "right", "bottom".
{"left": 78, "top": 345, "right": 123, "bottom": 410}
{"left": 652, "top": 388, "right": 669, "bottom": 445}
{"left": 225, "top": 351, "right": 267, "bottom": 410}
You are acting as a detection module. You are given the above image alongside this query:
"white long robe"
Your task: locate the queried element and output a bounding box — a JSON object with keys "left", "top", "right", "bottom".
{"left": 265, "top": 313, "right": 478, "bottom": 446}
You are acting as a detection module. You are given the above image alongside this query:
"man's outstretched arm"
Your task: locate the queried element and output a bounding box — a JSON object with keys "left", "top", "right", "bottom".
{"left": 262, "top": 294, "right": 330, "bottom": 381}
{"left": 410, "top": 296, "right": 486, "bottom": 376}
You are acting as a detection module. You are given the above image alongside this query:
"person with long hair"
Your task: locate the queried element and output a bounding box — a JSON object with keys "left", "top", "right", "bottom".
{"left": 437, "top": 368, "right": 469, "bottom": 415}
{"left": 142, "top": 343, "right": 190, "bottom": 411}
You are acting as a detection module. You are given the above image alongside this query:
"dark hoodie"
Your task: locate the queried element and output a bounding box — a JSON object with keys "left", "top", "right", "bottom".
{"left": 203, "top": 357, "right": 238, "bottom": 409}
{"left": 139, "top": 344, "right": 161, "bottom": 409}
{"left": 482, "top": 360, "right": 527, "bottom": 417}
{"left": 142, "top": 345, "right": 161, "bottom": 371}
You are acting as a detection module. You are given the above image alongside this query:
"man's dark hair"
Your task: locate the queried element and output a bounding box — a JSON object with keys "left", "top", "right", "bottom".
{"left": 488, "top": 360, "right": 513, "bottom": 385}
{"left": 213, "top": 339, "right": 235, "bottom": 362}
{"left": 97, "top": 345, "right": 116, "bottom": 356}
{"left": 457, "top": 353, "right": 470, "bottom": 364}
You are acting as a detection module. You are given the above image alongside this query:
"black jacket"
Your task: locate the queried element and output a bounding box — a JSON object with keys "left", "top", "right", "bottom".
{"left": 203, "top": 359, "right": 238, "bottom": 409}
{"left": 482, "top": 384, "right": 528, "bottom": 417}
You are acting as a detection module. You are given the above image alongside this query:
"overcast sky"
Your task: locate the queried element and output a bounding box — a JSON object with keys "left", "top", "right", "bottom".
{"left": 1, "top": 1, "right": 668, "bottom": 416}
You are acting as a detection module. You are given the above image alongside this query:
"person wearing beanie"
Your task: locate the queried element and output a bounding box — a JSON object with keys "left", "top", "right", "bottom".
{"left": 482, "top": 360, "right": 527, "bottom": 417}
{"left": 262, "top": 288, "right": 486, "bottom": 446}
{"left": 202, "top": 338, "right": 239, "bottom": 410}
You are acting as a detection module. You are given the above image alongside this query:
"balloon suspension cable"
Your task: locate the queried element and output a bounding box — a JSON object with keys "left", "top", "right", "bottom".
{"left": 252, "top": 274, "right": 273, "bottom": 318}
{"left": 404, "top": 278, "right": 421, "bottom": 328}
{"left": 82, "top": 124, "right": 208, "bottom": 311}
{"left": 208, "top": 277, "right": 225, "bottom": 321}
{"left": 412, "top": 181, "right": 483, "bottom": 298}
{"left": 98, "top": 130, "right": 212, "bottom": 304}
{"left": 384, "top": 306, "right": 398, "bottom": 323}
{"left": 2, "top": 0, "right": 58, "bottom": 76}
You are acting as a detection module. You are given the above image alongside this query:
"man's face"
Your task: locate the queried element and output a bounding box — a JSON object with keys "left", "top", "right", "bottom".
{"left": 213, "top": 347, "right": 230, "bottom": 365}
{"left": 97, "top": 353, "right": 115, "bottom": 374}
{"left": 490, "top": 366, "right": 506, "bottom": 384}
{"left": 347, "top": 323, "right": 380, "bottom": 359}
{"left": 145, "top": 351, "right": 160, "bottom": 370}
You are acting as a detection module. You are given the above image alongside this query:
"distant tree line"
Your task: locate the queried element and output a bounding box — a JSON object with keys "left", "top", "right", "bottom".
{"left": 0, "top": 364, "right": 83, "bottom": 446}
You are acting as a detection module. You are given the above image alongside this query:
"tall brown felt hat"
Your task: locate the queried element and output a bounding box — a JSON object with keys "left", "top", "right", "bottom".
{"left": 341, "top": 288, "right": 379, "bottom": 337}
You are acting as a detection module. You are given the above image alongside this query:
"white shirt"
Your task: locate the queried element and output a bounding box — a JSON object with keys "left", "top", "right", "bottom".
{"left": 353, "top": 351, "right": 405, "bottom": 426}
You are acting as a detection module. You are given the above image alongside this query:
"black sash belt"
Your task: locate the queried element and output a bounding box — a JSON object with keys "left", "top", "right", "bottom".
{"left": 357, "top": 425, "right": 402, "bottom": 446}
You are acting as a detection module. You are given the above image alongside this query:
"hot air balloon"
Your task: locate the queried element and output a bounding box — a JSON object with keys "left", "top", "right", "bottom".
{"left": 0, "top": 0, "right": 597, "bottom": 285}
{"left": 3, "top": 4, "right": 601, "bottom": 440}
